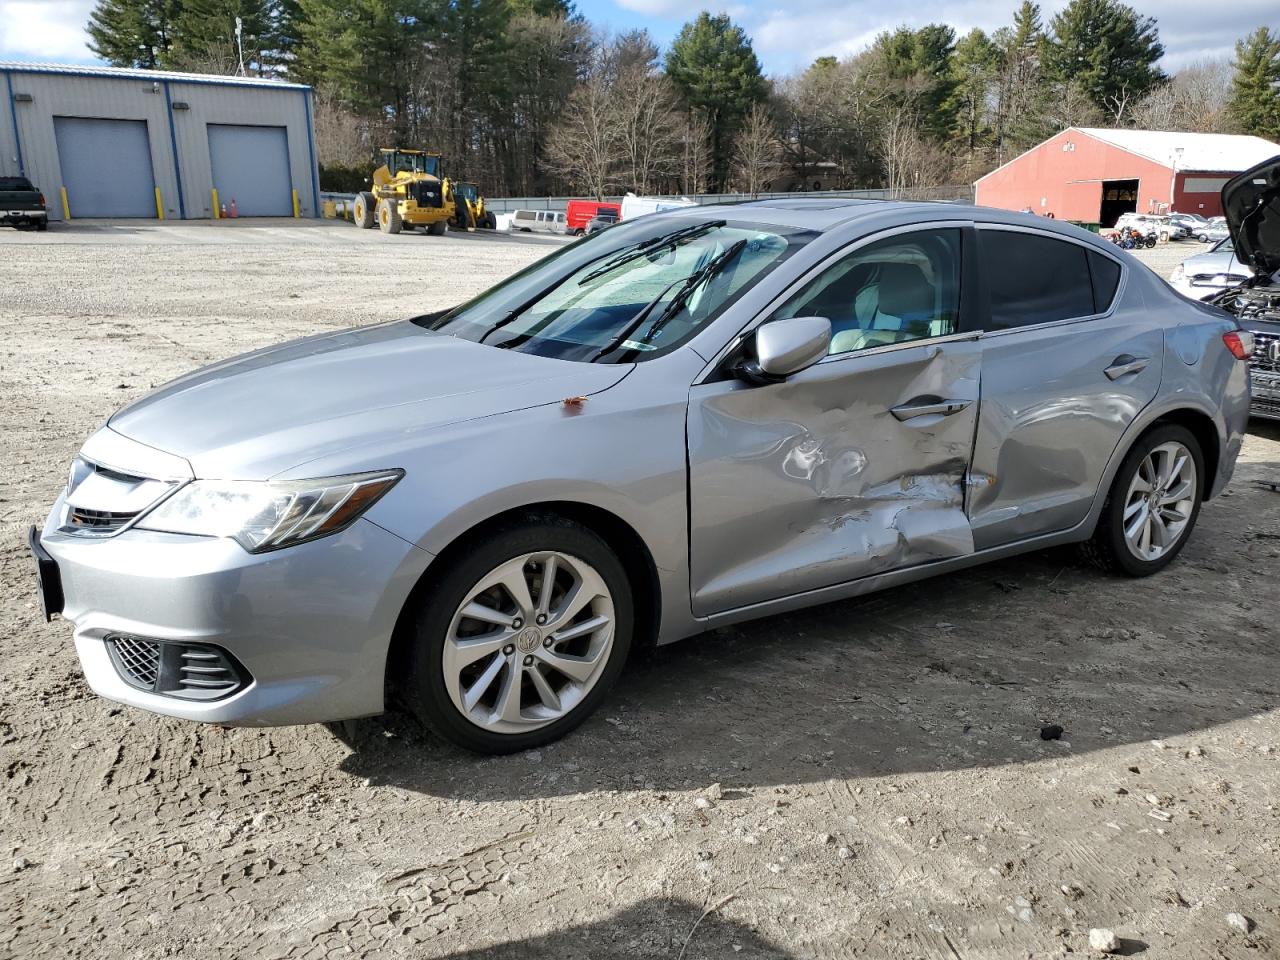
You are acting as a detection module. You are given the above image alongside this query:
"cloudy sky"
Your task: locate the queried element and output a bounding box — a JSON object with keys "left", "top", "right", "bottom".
{"left": 0, "top": 0, "right": 1275, "bottom": 75}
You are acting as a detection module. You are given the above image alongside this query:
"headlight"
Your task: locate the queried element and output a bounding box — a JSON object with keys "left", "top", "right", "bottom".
{"left": 1169, "top": 264, "right": 1184, "bottom": 282}
{"left": 134, "top": 469, "right": 403, "bottom": 552}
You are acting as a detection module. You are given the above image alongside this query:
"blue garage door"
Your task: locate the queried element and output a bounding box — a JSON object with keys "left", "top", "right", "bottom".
{"left": 208, "top": 124, "right": 292, "bottom": 217}
{"left": 54, "top": 117, "right": 157, "bottom": 219}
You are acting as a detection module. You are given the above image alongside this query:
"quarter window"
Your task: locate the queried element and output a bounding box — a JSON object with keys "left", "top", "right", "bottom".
{"left": 1087, "top": 251, "right": 1121, "bottom": 313}
{"left": 979, "top": 230, "right": 1095, "bottom": 329}
{"left": 770, "top": 228, "right": 962, "bottom": 355}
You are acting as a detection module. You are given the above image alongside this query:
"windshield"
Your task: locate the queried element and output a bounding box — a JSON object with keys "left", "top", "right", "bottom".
{"left": 1213, "top": 237, "right": 1235, "bottom": 253}
{"left": 456, "top": 183, "right": 478, "bottom": 202}
{"left": 417, "top": 217, "right": 814, "bottom": 362}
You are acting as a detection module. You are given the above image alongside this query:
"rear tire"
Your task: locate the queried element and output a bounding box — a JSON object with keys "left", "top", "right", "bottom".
{"left": 400, "top": 518, "right": 633, "bottom": 754}
{"left": 36, "top": 220, "right": 47, "bottom": 232}
{"left": 353, "top": 192, "right": 376, "bottom": 229}
{"left": 1080, "top": 424, "right": 1203, "bottom": 577}
{"left": 427, "top": 220, "right": 448, "bottom": 236}
{"left": 377, "top": 199, "right": 402, "bottom": 234}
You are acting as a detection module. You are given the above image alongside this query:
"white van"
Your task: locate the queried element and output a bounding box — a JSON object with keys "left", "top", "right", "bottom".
{"left": 620, "top": 194, "right": 698, "bottom": 221}
{"left": 509, "top": 209, "right": 567, "bottom": 234}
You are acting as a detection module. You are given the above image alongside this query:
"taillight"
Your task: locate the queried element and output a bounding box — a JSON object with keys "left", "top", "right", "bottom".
{"left": 38, "top": 193, "right": 46, "bottom": 208}
{"left": 1223, "top": 330, "right": 1254, "bottom": 360}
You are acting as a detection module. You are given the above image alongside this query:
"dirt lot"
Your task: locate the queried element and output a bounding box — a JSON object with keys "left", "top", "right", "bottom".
{"left": 1, "top": 221, "right": 1278, "bottom": 960}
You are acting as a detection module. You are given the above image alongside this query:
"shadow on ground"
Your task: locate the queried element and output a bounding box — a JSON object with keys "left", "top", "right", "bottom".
{"left": 338, "top": 450, "right": 1280, "bottom": 799}
{"left": 436, "top": 896, "right": 791, "bottom": 959}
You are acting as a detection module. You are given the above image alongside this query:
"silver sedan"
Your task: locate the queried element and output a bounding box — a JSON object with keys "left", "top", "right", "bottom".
{"left": 32, "top": 201, "right": 1252, "bottom": 752}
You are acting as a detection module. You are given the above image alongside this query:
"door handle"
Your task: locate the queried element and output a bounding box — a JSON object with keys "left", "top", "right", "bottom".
{"left": 890, "top": 397, "right": 973, "bottom": 421}
{"left": 1104, "top": 355, "right": 1150, "bottom": 380}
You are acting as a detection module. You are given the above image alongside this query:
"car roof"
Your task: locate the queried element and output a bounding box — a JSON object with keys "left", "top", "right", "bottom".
{"left": 647, "top": 198, "right": 1118, "bottom": 249}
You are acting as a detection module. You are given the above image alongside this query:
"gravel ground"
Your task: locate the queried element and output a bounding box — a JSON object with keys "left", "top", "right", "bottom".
{"left": 2, "top": 221, "right": 1278, "bottom": 960}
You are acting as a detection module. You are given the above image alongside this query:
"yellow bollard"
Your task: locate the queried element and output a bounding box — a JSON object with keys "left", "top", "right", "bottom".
{"left": 292, "top": 189, "right": 300, "bottom": 218}
{"left": 154, "top": 187, "right": 164, "bottom": 221}
{"left": 60, "top": 186, "right": 70, "bottom": 220}
{"left": 212, "top": 188, "right": 220, "bottom": 219}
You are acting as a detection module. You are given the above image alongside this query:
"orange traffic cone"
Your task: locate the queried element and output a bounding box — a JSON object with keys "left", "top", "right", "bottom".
{"left": 220, "top": 202, "right": 228, "bottom": 218}
{"left": 230, "top": 198, "right": 238, "bottom": 218}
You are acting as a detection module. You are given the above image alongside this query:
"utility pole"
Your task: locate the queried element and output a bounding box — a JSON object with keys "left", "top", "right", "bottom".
{"left": 234, "top": 16, "right": 246, "bottom": 76}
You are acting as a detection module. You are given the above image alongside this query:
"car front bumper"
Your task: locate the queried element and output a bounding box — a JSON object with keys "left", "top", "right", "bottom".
{"left": 36, "top": 497, "right": 433, "bottom": 725}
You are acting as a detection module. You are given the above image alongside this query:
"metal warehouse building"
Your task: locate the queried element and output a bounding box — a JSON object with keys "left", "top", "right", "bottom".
{"left": 0, "top": 62, "right": 320, "bottom": 221}
{"left": 975, "top": 127, "right": 1279, "bottom": 227}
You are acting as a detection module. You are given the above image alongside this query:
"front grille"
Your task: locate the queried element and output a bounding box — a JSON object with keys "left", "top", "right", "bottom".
{"left": 68, "top": 507, "right": 136, "bottom": 532}
{"left": 61, "top": 456, "right": 178, "bottom": 538}
{"left": 1252, "top": 332, "right": 1280, "bottom": 374}
{"left": 111, "top": 635, "right": 161, "bottom": 688}
{"left": 106, "top": 635, "right": 249, "bottom": 701}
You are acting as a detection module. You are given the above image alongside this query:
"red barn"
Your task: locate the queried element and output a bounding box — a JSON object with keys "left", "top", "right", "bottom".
{"left": 975, "top": 128, "right": 1280, "bottom": 227}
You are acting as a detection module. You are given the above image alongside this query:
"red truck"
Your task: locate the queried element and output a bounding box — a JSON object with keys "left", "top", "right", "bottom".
{"left": 565, "top": 200, "right": 621, "bottom": 236}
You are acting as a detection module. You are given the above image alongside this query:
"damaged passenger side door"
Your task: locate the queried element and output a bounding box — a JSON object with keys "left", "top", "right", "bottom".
{"left": 687, "top": 225, "right": 982, "bottom": 617}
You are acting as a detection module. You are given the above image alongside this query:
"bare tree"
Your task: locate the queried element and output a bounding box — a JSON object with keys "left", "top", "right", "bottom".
{"left": 1131, "top": 58, "right": 1233, "bottom": 132}
{"left": 681, "top": 110, "right": 714, "bottom": 195}
{"left": 731, "top": 103, "right": 783, "bottom": 196}
{"left": 879, "top": 108, "right": 952, "bottom": 195}
{"left": 312, "top": 85, "right": 380, "bottom": 168}
{"left": 543, "top": 75, "right": 625, "bottom": 200}
{"left": 615, "top": 68, "right": 682, "bottom": 194}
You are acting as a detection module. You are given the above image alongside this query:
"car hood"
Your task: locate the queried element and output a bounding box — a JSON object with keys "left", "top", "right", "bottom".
{"left": 1222, "top": 154, "right": 1280, "bottom": 277}
{"left": 108, "top": 320, "right": 631, "bottom": 480}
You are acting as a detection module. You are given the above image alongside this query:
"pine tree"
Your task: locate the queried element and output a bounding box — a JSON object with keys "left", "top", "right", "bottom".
{"left": 292, "top": 0, "right": 429, "bottom": 126}
{"left": 1045, "top": 0, "right": 1165, "bottom": 120}
{"left": 870, "top": 24, "right": 958, "bottom": 142}
{"left": 665, "top": 13, "right": 768, "bottom": 189}
{"left": 1227, "top": 27, "right": 1280, "bottom": 140}
{"left": 172, "top": 0, "right": 281, "bottom": 72}
{"left": 87, "top": 0, "right": 183, "bottom": 68}
{"left": 951, "top": 29, "right": 999, "bottom": 156}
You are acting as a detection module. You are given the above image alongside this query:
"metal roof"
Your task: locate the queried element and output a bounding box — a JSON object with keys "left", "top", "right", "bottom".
{"left": 0, "top": 61, "right": 309, "bottom": 91}
{"left": 1072, "top": 128, "right": 1278, "bottom": 172}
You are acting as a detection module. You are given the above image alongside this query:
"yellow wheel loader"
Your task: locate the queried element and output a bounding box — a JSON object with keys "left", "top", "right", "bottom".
{"left": 352, "top": 149, "right": 455, "bottom": 236}
{"left": 450, "top": 182, "right": 497, "bottom": 231}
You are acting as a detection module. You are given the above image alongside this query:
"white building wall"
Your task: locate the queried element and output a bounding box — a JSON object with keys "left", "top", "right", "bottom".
{"left": 0, "top": 64, "right": 319, "bottom": 221}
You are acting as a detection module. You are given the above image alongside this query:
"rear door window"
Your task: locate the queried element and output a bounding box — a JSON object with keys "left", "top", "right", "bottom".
{"left": 978, "top": 229, "right": 1095, "bottom": 329}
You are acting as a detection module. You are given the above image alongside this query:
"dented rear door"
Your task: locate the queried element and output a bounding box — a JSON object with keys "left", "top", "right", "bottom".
{"left": 687, "top": 336, "right": 981, "bottom": 617}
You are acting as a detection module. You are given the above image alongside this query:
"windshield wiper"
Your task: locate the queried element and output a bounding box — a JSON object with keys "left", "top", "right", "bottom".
{"left": 577, "top": 220, "right": 726, "bottom": 286}
{"left": 640, "top": 238, "right": 748, "bottom": 345}
{"left": 588, "top": 238, "right": 750, "bottom": 362}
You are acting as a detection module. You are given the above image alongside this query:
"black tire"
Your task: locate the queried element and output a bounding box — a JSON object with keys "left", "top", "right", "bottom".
{"left": 1199, "top": 233, "right": 1209, "bottom": 243}
{"left": 481, "top": 212, "right": 496, "bottom": 230}
{"left": 353, "top": 191, "right": 376, "bottom": 229}
{"left": 377, "top": 199, "right": 402, "bottom": 234}
{"left": 427, "top": 219, "right": 448, "bottom": 236}
{"left": 1080, "top": 424, "right": 1204, "bottom": 577}
{"left": 36, "top": 220, "right": 47, "bottom": 232}
{"left": 400, "top": 517, "right": 634, "bottom": 753}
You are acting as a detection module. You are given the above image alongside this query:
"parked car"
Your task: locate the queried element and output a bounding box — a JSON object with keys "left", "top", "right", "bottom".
{"left": 1168, "top": 212, "right": 1207, "bottom": 234}
{"left": 1193, "top": 221, "right": 1230, "bottom": 243}
{"left": 32, "top": 200, "right": 1250, "bottom": 753}
{"left": 566, "top": 200, "right": 621, "bottom": 236}
{"left": 1115, "top": 212, "right": 1186, "bottom": 241}
{"left": 1168, "top": 236, "right": 1251, "bottom": 298}
{"left": 509, "top": 209, "right": 567, "bottom": 234}
{"left": 585, "top": 211, "right": 618, "bottom": 234}
{"left": 1204, "top": 155, "right": 1280, "bottom": 421}
{"left": 0, "top": 176, "right": 48, "bottom": 230}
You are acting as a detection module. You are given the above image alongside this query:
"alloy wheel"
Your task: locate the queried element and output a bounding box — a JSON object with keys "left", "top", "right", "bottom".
{"left": 1122, "top": 441, "right": 1197, "bottom": 562}
{"left": 442, "top": 552, "right": 615, "bottom": 734}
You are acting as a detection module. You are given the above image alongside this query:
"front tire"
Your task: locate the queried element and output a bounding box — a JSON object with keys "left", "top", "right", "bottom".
{"left": 1080, "top": 425, "right": 1203, "bottom": 577}
{"left": 377, "top": 199, "right": 402, "bottom": 234}
{"left": 401, "top": 518, "right": 633, "bottom": 753}
{"left": 353, "top": 192, "right": 376, "bottom": 229}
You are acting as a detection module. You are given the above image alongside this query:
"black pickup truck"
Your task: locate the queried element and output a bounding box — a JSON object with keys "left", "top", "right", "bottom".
{"left": 1, "top": 176, "right": 48, "bottom": 230}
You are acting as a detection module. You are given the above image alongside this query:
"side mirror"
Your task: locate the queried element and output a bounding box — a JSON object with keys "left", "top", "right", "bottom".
{"left": 736, "top": 316, "right": 831, "bottom": 385}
